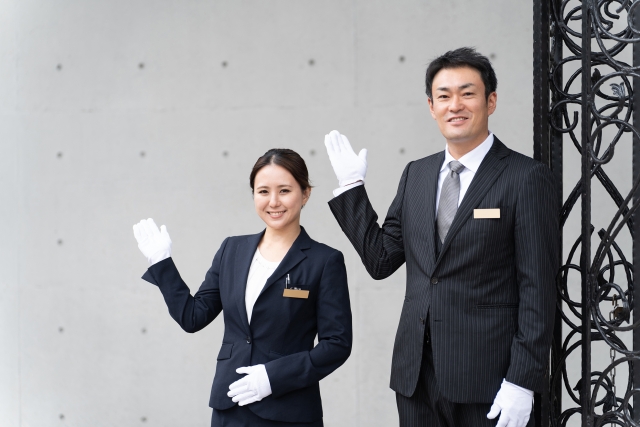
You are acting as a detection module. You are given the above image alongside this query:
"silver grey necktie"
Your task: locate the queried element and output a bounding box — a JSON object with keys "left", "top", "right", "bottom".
{"left": 437, "top": 160, "right": 465, "bottom": 242}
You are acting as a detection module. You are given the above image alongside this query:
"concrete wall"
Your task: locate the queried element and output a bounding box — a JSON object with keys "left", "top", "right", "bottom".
{"left": 1, "top": 1, "right": 545, "bottom": 426}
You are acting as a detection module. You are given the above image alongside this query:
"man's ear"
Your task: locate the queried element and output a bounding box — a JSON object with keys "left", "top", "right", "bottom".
{"left": 427, "top": 97, "right": 436, "bottom": 120}
{"left": 487, "top": 92, "right": 497, "bottom": 116}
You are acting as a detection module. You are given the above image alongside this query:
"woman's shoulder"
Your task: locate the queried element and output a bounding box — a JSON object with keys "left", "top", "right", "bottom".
{"left": 303, "top": 231, "right": 343, "bottom": 258}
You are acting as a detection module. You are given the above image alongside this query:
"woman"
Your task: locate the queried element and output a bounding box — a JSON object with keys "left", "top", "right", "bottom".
{"left": 132, "top": 149, "right": 352, "bottom": 427}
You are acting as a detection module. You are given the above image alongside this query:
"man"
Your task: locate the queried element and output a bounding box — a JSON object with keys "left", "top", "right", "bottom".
{"left": 323, "top": 47, "right": 558, "bottom": 427}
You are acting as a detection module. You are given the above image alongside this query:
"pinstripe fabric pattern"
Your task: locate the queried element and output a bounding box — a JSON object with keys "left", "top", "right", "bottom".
{"left": 437, "top": 160, "right": 465, "bottom": 242}
{"left": 395, "top": 340, "right": 507, "bottom": 427}
{"left": 328, "top": 137, "right": 560, "bottom": 404}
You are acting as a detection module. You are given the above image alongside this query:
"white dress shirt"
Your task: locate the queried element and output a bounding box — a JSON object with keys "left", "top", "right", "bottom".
{"left": 435, "top": 133, "right": 494, "bottom": 212}
{"left": 245, "top": 248, "right": 280, "bottom": 324}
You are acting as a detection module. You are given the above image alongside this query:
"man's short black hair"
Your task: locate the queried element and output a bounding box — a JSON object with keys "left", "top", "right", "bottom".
{"left": 425, "top": 47, "right": 497, "bottom": 101}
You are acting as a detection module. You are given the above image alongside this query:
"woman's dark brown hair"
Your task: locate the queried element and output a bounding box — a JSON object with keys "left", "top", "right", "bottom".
{"left": 250, "top": 148, "right": 312, "bottom": 192}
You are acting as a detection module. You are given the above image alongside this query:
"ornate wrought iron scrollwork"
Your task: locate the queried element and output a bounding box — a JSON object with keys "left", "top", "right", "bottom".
{"left": 534, "top": 0, "right": 640, "bottom": 426}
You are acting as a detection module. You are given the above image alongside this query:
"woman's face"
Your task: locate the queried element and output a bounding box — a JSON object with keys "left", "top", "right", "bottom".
{"left": 253, "top": 164, "right": 310, "bottom": 233}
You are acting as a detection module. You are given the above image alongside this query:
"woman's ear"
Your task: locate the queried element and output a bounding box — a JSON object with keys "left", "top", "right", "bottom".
{"left": 303, "top": 187, "right": 311, "bottom": 205}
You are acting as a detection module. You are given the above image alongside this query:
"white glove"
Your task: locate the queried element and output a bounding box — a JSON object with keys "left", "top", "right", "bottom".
{"left": 324, "top": 130, "right": 368, "bottom": 187}
{"left": 487, "top": 379, "right": 534, "bottom": 427}
{"left": 227, "top": 364, "right": 272, "bottom": 406}
{"left": 132, "top": 218, "right": 172, "bottom": 266}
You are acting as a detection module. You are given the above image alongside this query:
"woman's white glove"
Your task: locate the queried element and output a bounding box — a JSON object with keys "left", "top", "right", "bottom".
{"left": 227, "top": 364, "right": 272, "bottom": 406}
{"left": 132, "top": 218, "right": 172, "bottom": 266}
{"left": 486, "top": 379, "right": 534, "bottom": 427}
{"left": 324, "top": 130, "right": 368, "bottom": 187}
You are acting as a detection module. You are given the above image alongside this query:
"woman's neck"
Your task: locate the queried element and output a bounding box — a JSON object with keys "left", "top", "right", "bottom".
{"left": 259, "top": 225, "right": 301, "bottom": 262}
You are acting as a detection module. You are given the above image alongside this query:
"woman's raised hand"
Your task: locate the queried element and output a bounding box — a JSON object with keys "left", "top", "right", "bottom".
{"left": 132, "top": 218, "right": 172, "bottom": 266}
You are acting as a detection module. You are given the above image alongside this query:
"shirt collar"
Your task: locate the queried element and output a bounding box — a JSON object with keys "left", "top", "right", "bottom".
{"left": 440, "top": 132, "right": 494, "bottom": 173}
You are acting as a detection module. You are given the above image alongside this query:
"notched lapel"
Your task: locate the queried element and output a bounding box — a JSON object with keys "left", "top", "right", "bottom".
{"left": 234, "top": 232, "right": 263, "bottom": 331}
{"left": 417, "top": 152, "right": 445, "bottom": 267}
{"left": 436, "top": 138, "right": 511, "bottom": 265}
{"left": 259, "top": 228, "right": 311, "bottom": 297}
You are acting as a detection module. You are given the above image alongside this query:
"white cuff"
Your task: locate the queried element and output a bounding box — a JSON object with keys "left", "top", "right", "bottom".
{"left": 148, "top": 250, "right": 171, "bottom": 266}
{"left": 332, "top": 181, "right": 364, "bottom": 198}
{"left": 503, "top": 379, "right": 534, "bottom": 397}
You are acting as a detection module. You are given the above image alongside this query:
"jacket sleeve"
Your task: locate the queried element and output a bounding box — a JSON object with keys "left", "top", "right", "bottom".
{"left": 327, "top": 163, "right": 411, "bottom": 280}
{"left": 141, "top": 237, "right": 229, "bottom": 333}
{"left": 265, "top": 250, "right": 352, "bottom": 397}
{"left": 505, "top": 164, "right": 560, "bottom": 392}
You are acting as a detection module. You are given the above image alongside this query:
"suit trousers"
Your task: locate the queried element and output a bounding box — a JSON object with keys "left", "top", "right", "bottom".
{"left": 211, "top": 404, "right": 324, "bottom": 427}
{"left": 396, "top": 329, "right": 534, "bottom": 427}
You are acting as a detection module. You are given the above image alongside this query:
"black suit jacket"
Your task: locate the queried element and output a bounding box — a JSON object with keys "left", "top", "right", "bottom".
{"left": 328, "top": 137, "right": 559, "bottom": 403}
{"left": 141, "top": 227, "right": 352, "bottom": 423}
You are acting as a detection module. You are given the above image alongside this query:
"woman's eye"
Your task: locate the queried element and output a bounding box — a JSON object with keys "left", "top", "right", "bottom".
{"left": 281, "top": 189, "right": 290, "bottom": 194}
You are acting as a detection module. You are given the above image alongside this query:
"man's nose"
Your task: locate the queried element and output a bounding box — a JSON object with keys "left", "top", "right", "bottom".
{"left": 449, "top": 95, "right": 464, "bottom": 112}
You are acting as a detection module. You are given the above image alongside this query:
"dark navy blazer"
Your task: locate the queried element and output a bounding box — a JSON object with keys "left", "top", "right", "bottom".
{"left": 142, "top": 227, "right": 352, "bottom": 423}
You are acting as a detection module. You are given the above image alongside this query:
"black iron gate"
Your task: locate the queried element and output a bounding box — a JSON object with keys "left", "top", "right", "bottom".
{"left": 533, "top": 0, "right": 640, "bottom": 425}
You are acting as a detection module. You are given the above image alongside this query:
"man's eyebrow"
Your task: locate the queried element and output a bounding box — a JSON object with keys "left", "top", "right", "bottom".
{"left": 435, "top": 83, "right": 476, "bottom": 92}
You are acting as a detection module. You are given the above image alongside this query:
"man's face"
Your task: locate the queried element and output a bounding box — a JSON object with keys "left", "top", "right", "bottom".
{"left": 428, "top": 67, "right": 497, "bottom": 150}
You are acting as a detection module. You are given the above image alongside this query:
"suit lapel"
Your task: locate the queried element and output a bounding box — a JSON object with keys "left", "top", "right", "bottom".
{"left": 435, "top": 137, "right": 511, "bottom": 267}
{"left": 259, "top": 227, "right": 311, "bottom": 297}
{"left": 234, "top": 231, "right": 263, "bottom": 331}
{"left": 420, "top": 151, "right": 445, "bottom": 267}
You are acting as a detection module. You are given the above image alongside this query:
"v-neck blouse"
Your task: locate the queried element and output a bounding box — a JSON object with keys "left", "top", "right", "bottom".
{"left": 245, "top": 248, "right": 280, "bottom": 323}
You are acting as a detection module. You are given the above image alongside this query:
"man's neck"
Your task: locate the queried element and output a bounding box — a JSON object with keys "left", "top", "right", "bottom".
{"left": 446, "top": 133, "right": 490, "bottom": 159}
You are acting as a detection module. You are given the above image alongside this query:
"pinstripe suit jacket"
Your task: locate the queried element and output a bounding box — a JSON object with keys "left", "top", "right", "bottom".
{"left": 328, "top": 137, "right": 559, "bottom": 403}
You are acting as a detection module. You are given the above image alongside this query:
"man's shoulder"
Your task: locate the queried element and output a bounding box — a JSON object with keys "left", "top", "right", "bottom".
{"left": 493, "top": 137, "right": 547, "bottom": 171}
{"left": 503, "top": 148, "right": 549, "bottom": 174}
{"left": 406, "top": 150, "right": 445, "bottom": 171}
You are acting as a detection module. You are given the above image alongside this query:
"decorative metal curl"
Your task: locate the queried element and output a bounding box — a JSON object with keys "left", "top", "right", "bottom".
{"left": 539, "top": 0, "right": 640, "bottom": 426}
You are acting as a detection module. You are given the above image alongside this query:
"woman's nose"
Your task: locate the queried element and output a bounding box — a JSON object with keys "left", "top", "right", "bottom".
{"left": 269, "top": 194, "right": 280, "bottom": 206}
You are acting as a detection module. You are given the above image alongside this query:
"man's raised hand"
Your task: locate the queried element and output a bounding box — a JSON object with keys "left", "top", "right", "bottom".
{"left": 132, "top": 218, "right": 172, "bottom": 266}
{"left": 324, "top": 130, "right": 368, "bottom": 187}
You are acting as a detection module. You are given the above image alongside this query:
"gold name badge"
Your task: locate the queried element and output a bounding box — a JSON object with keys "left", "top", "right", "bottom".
{"left": 474, "top": 208, "right": 500, "bottom": 219}
{"left": 283, "top": 289, "right": 310, "bottom": 299}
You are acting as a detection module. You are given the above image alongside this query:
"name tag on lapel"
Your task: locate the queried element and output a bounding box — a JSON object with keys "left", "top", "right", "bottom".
{"left": 474, "top": 208, "right": 500, "bottom": 219}
{"left": 283, "top": 289, "right": 309, "bottom": 299}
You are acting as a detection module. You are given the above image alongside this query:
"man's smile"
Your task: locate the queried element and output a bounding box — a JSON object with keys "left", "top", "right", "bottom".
{"left": 447, "top": 116, "right": 468, "bottom": 123}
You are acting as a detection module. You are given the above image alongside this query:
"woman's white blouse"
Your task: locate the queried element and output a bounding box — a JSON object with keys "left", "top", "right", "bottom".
{"left": 245, "top": 248, "right": 280, "bottom": 323}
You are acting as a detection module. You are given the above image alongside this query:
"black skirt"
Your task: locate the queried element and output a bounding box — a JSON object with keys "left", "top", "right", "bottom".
{"left": 211, "top": 405, "right": 324, "bottom": 427}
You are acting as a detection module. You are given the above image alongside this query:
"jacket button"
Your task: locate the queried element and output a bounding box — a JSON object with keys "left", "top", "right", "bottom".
{"left": 420, "top": 317, "right": 425, "bottom": 325}
{"left": 246, "top": 337, "right": 251, "bottom": 344}
{"left": 431, "top": 277, "right": 438, "bottom": 285}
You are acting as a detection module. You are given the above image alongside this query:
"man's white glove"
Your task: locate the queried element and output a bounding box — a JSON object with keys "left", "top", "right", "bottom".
{"left": 324, "top": 130, "right": 368, "bottom": 187}
{"left": 132, "top": 218, "right": 172, "bottom": 266}
{"left": 227, "top": 364, "right": 272, "bottom": 406}
{"left": 487, "top": 379, "right": 534, "bottom": 427}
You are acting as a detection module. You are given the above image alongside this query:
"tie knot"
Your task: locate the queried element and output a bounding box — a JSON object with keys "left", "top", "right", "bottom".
{"left": 449, "top": 160, "right": 465, "bottom": 174}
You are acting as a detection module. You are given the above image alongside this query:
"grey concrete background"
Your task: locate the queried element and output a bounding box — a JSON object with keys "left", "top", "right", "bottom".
{"left": 3, "top": 1, "right": 623, "bottom": 426}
